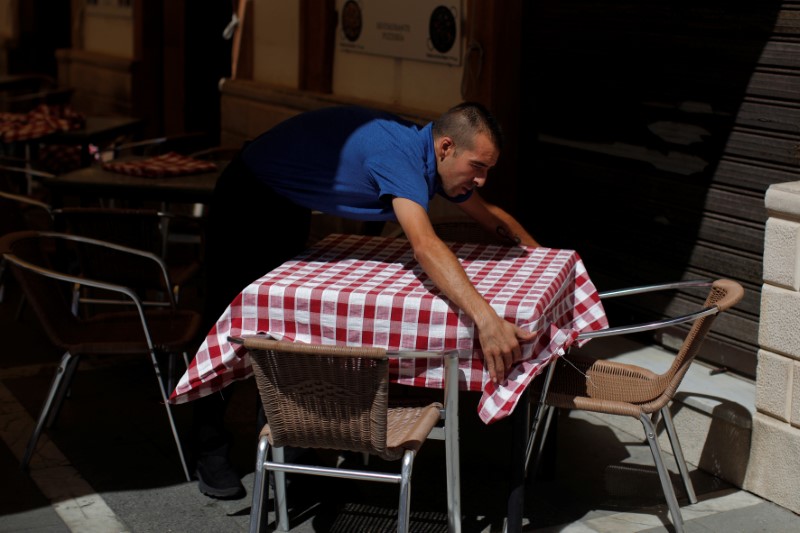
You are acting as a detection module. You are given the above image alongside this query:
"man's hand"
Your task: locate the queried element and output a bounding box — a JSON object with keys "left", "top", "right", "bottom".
{"left": 475, "top": 314, "right": 537, "bottom": 383}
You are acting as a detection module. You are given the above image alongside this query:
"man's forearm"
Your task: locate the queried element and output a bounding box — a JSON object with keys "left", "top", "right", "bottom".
{"left": 457, "top": 195, "right": 540, "bottom": 247}
{"left": 412, "top": 235, "right": 496, "bottom": 327}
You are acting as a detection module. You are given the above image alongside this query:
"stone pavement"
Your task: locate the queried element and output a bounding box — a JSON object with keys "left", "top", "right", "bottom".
{"left": 1, "top": 281, "right": 798, "bottom": 532}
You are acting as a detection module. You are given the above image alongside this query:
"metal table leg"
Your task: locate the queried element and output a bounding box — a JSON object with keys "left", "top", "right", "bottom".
{"left": 504, "top": 360, "right": 558, "bottom": 533}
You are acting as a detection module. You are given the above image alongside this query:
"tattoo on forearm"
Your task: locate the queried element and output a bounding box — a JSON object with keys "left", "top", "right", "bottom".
{"left": 496, "top": 225, "right": 521, "bottom": 245}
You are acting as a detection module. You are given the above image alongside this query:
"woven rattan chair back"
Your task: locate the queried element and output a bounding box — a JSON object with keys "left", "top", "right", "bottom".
{"left": 246, "top": 338, "right": 397, "bottom": 460}
{"left": 655, "top": 278, "right": 743, "bottom": 405}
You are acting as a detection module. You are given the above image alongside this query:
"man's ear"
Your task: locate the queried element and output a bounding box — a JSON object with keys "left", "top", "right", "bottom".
{"left": 438, "top": 136, "right": 454, "bottom": 160}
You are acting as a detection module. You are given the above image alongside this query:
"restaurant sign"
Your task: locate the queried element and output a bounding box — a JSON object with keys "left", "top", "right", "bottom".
{"left": 336, "top": 0, "right": 462, "bottom": 66}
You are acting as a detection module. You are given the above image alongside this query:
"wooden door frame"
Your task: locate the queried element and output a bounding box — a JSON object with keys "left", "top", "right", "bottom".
{"left": 461, "top": 0, "right": 523, "bottom": 212}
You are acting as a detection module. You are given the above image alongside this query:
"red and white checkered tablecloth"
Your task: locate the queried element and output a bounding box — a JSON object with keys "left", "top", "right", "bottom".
{"left": 170, "top": 233, "right": 608, "bottom": 423}
{"left": 102, "top": 152, "right": 217, "bottom": 178}
{"left": 0, "top": 104, "right": 85, "bottom": 143}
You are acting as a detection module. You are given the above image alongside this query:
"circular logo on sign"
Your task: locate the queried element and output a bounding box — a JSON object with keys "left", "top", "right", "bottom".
{"left": 429, "top": 6, "right": 456, "bottom": 53}
{"left": 342, "top": 0, "right": 363, "bottom": 42}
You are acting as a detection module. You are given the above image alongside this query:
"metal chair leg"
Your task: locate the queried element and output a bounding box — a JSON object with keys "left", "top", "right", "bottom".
{"left": 0, "top": 257, "right": 7, "bottom": 303}
{"left": 14, "top": 291, "right": 26, "bottom": 321}
{"left": 398, "top": 450, "right": 415, "bottom": 533}
{"left": 249, "top": 436, "right": 269, "bottom": 533}
{"left": 640, "top": 413, "right": 685, "bottom": 533}
{"left": 22, "top": 351, "right": 74, "bottom": 469}
{"left": 44, "top": 353, "right": 81, "bottom": 428}
{"left": 272, "top": 446, "right": 290, "bottom": 531}
{"left": 525, "top": 404, "right": 555, "bottom": 478}
{"left": 660, "top": 406, "right": 697, "bottom": 504}
{"left": 148, "top": 349, "right": 190, "bottom": 481}
{"left": 443, "top": 350, "right": 461, "bottom": 533}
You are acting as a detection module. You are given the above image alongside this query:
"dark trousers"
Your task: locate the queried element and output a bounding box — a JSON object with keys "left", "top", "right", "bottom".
{"left": 192, "top": 152, "right": 311, "bottom": 457}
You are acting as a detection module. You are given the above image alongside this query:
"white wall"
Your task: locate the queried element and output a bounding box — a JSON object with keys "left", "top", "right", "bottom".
{"left": 0, "top": 0, "right": 15, "bottom": 41}
{"left": 82, "top": 3, "right": 133, "bottom": 58}
{"left": 251, "top": 0, "right": 465, "bottom": 113}
{"left": 252, "top": 0, "right": 299, "bottom": 87}
{"left": 333, "top": 52, "right": 463, "bottom": 112}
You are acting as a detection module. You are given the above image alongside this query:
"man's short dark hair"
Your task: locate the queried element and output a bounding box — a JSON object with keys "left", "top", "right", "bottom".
{"left": 432, "top": 102, "right": 504, "bottom": 151}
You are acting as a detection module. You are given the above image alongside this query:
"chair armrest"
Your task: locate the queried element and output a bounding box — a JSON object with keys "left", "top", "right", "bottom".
{"left": 0, "top": 164, "right": 57, "bottom": 181}
{"left": 387, "top": 349, "right": 461, "bottom": 359}
{"left": 598, "top": 279, "right": 712, "bottom": 299}
{"left": 580, "top": 278, "right": 720, "bottom": 341}
{"left": 111, "top": 136, "right": 170, "bottom": 157}
{"left": 0, "top": 190, "right": 52, "bottom": 214}
{"left": 39, "top": 230, "right": 176, "bottom": 306}
{"left": 188, "top": 146, "right": 240, "bottom": 161}
{"left": 111, "top": 132, "right": 209, "bottom": 158}
{"left": 577, "top": 306, "right": 719, "bottom": 341}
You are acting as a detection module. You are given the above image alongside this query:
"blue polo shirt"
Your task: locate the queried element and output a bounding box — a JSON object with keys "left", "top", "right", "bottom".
{"left": 239, "top": 106, "right": 468, "bottom": 221}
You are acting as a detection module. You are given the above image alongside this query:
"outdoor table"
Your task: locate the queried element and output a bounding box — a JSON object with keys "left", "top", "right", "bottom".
{"left": 170, "top": 233, "right": 608, "bottom": 530}
{"left": 43, "top": 158, "right": 226, "bottom": 207}
{"left": 1, "top": 109, "right": 142, "bottom": 192}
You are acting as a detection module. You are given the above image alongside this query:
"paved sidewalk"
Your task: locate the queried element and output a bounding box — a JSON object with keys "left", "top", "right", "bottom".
{"left": 1, "top": 283, "right": 798, "bottom": 532}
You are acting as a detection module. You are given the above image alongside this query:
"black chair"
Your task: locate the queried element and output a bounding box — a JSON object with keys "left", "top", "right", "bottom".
{"left": 0, "top": 230, "right": 201, "bottom": 480}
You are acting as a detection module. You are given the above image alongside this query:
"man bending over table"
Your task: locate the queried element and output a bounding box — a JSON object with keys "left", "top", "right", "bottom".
{"left": 193, "top": 101, "right": 541, "bottom": 499}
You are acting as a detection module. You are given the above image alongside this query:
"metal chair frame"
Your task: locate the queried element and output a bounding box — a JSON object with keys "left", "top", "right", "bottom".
{"left": 523, "top": 279, "right": 744, "bottom": 533}
{"left": 2, "top": 231, "right": 196, "bottom": 481}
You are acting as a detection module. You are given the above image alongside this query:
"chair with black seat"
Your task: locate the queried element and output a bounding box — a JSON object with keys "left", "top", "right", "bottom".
{"left": 110, "top": 131, "right": 212, "bottom": 159}
{"left": 237, "top": 335, "right": 458, "bottom": 533}
{"left": 0, "top": 230, "right": 201, "bottom": 480}
{"left": 52, "top": 207, "right": 202, "bottom": 308}
{"left": 188, "top": 145, "right": 241, "bottom": 162}
{"left": 526, "top": 279, "right": 744, "bottom": 533}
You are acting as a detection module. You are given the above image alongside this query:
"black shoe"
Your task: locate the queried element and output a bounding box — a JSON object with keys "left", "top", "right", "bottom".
{"left": 196, "top": 454, "right": 246, "bottom": 500}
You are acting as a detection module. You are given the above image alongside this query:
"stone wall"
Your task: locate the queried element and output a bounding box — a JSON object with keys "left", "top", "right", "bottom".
{"left": 744, "top": 181, "right": 800, "bottom": 513}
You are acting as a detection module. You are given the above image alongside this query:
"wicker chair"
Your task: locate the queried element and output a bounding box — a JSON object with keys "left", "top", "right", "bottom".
{"left": 0, "top": 230, "right": 201, "bottom": 481}
{"left": 527, "top": 279, "right": 744, "bottom": 533}
{"left": 236, "top": 335, "right": 452, "bottom": 533}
